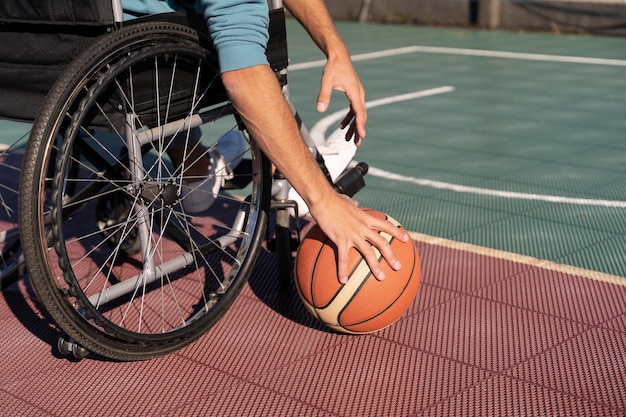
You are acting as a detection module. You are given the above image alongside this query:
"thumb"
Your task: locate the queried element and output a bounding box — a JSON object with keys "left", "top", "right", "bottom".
{"left": 316, "top": 77, "right": 332, "bottom": 113}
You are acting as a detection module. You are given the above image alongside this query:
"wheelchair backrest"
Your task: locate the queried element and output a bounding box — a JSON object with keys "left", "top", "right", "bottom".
{"left": 0, "top": 0, "right": 116, "bottom": 26}
{"left": 0, "top": 2, "right": 288, "bottom": 124}
{"left": 0, "top": 0, "right": 118, "bottom": 122}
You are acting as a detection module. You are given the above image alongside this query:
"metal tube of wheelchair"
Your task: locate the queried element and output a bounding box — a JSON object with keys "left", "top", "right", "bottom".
{"left": 126, "top": 115, "right": 157, "bottom": 281}
{"left": 271, "top": 178, "right": 289, "bottom": 200}
{"left": 111, "top": 0, "right": 124, "bottom": 23}
{"left": 88, "top": 252, "right": 197, "bottom": 306}
{"left": 88, "top": 211, "right": 248, "bottom": 306}
{"left": 136, "top": 117, "right": 200, "bottom": 147}
{"left": 269, "top": 0, "right": 284, "bottom": 11}
{"left": 135, "top": 106, "right": 236, "bottom": 147}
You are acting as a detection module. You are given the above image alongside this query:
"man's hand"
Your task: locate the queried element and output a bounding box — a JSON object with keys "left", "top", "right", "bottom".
{"left": 316, "top": 54, "right": 367, "bottom": 146}
{"left": 283, "top": 0, "right": 367, "bottom": 145}
{"left": 309, "top": 193, "right": 410, "bottom": 284}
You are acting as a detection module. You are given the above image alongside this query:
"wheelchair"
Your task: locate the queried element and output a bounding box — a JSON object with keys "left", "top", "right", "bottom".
{"left": 0, "top": 0, "right": 368, "bottom": 361}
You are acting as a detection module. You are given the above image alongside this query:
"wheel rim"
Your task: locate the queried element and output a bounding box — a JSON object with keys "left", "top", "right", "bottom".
{"left": 42, "top": 38, "right": 268, "bottom": 347}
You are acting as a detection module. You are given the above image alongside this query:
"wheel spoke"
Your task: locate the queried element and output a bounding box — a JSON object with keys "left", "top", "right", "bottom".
{"left": 20, "top": 26, "right": 270, "bottom": 360}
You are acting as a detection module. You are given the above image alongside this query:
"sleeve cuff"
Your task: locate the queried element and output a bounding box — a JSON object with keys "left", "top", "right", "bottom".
{"left": 217, "top": 40, "right": 270, "bottom": 73}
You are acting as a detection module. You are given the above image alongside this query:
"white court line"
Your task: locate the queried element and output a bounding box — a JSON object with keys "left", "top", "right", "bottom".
{"left": 310, "top": 86, "right": 455, "bottom": 142}
{"left": 301, "top": 44, "right": 626, "bottom": 283}
{"left": 368, "top": 167, "right": 626, "bottom": 209}
{"left": 310, "top": 86, "right": 626, "bottom": 210}
{"left": 289, "top": 45, "right": 626, "bottom": 71}
{"left": 308, "top": 87, "right": 626, "bottom": 281}
{"left": 410, "top": 231, "right": 626, "bottom": 285}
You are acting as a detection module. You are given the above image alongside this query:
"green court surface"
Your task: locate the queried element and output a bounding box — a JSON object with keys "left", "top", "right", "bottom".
{"left": 1, "top": 20, "right": 625, "bottom": 278}
{"left": 285, "top": 20, "right": 626, "bottom": 278}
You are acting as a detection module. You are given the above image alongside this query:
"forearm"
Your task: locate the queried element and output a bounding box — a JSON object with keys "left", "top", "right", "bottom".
{"left": 282, "top": 0, "right": 348, "bottom": 60}
{"left": 221, "top": 65, "right": 334, "bottom": 208}
{"left": 222, "top": 64, "right": 406, "bottom": 283}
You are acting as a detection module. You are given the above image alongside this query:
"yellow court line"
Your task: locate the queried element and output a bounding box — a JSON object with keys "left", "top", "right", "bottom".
{"left": 409, "top": 231, "right": 626, "bottom": 286}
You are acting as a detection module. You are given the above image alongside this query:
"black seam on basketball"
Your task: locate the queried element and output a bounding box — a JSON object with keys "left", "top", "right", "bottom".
{"left": 316, "top": 250, "right": 368, "bottom": 310}
{"left": 309, "top": 234, "right": 330, "bottom": 308}
{"left": 340, "top": 235, "right": 417, "bottom": 329}
{"left": 337, "top": 267, "right": 374, "bottom": 327}
{"left": 347, "top": 242, "right": 417, "bottom": 328}
{"left": 309, "top": 220, "right": 407, "bottom": 327}
{"left": 337, "top": 234, "right": 395, "bottom": 327}
{"left": 310, "top": 232, "right": 372, "bottom": 310}
{"left": 320, "top": 227, "right": 395, "bottom": 312}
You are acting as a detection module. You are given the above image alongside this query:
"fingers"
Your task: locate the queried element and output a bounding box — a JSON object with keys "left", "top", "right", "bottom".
{"left": 339, "top": 215, "right": 411, "bottom": 284}
{"left": 317, "top": 60, "right": 367, "bottom": 145}
{"left": 343, "top": 92, "right": 367, "bottom": 142}
{"left": 339, "top": 109, "right": 359, "bottom": 145}
{"left": 360, "top": 222, "right": 408, "bottom": 282}
{"left": 336, "top": 244, "right": 350, "bottom": 284}
{"left": 339, "top": 109, "right": 354, "bottom": 130}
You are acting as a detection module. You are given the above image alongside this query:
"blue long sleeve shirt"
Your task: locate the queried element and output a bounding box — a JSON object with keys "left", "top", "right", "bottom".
{"left": 122, "top": 0, "right": 270, "bottom": 73}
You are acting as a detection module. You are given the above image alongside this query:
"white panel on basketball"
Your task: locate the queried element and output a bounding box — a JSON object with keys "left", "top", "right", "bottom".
{"left": 314, "top": 228, "right": 396, "bottom": 326}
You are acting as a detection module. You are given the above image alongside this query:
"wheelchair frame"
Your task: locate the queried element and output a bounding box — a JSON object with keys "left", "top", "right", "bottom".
{"left": 0, "top": 0, "right": 368, "bottom": 360}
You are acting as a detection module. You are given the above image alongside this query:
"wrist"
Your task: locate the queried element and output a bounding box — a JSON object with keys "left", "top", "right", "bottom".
{"left": 322, "top": 36, "right": 349, "bottom": 61}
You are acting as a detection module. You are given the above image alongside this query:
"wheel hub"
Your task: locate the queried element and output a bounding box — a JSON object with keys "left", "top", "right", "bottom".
{"left": 140, "top": 181, "right": 180, "bottom": 207}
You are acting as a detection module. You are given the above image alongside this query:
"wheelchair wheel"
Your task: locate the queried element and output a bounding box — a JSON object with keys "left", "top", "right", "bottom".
{"left": 19, "top": 21, "right": 272, "bottom": 361}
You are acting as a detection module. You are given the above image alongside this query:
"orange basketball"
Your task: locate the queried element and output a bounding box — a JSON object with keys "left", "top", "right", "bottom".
{"left": 294, "top": 209, "right": 421, "bottom": 334}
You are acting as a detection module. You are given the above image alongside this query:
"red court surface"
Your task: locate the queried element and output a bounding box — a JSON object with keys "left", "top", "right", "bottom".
{"left": 1, "top": 235, "right": 624, "bottom": 417}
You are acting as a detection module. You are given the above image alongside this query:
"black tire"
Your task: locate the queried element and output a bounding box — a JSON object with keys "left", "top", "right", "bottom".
{"left": 18, "top": 21, "right": 271, "bottom": 361}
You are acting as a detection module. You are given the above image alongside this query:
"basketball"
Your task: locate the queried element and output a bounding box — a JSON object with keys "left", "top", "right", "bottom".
{"left": 294, "top": 209, "right": 421, "bottom": 334}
